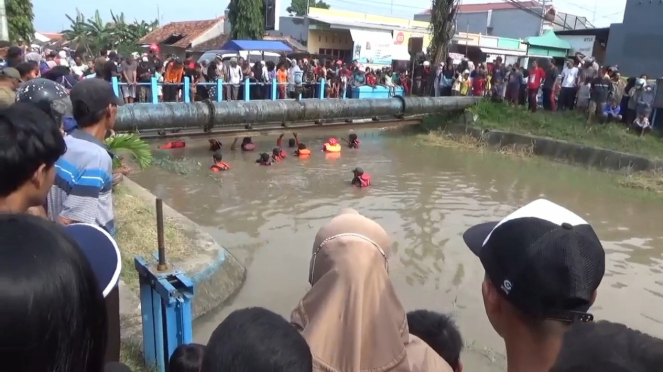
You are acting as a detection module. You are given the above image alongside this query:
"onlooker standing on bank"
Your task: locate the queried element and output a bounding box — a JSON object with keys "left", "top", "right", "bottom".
{"left": 120, "top": 55, "right": 138, "bottom": 104}
{"left": 587, "top": 69, "right": 613, "bottom": 124}
{"left": 558, "top": 59, "right": 578, "bottom": 111}
{"left": 541, "top": 59, "right": 558, "bottom": 110}
{"left": 527, "top": 60, "right": 545, "bottom": 112}
{"left": 463, "top": 199, "right": 605, "bottom": 372}
{"left": 47, "top": 78, "right": 123, "bottom": 235}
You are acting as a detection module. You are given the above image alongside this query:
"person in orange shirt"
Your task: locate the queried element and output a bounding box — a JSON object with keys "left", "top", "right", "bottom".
{"left": 276, "top": 63, "right": 287, "bottom": 99}
{"left": 210, "top": 152, "right": 230, "bottom": 172}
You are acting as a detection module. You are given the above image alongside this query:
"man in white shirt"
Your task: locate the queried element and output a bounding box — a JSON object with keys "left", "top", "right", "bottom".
{"left": 226, "top": 57, "right": 242, "bottom": 100}
{"left": 558, "top": 59, "right": 578, "bottom": 111}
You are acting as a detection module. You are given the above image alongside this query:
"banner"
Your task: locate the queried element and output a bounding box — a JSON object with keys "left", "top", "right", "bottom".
{"left": 351, "top": 30, "right": 394, "bottom": 65}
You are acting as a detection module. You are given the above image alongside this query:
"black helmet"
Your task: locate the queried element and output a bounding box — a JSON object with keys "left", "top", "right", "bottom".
{"left": 15, "top": 78, "right": 72, "bottom": 125}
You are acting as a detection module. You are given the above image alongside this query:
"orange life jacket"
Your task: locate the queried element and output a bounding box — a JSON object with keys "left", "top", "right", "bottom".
{"left": 296, "top": 148, "right": 311, "bottom": 157}
{"left": 165, "top": 64, "right": 184, "bottom": 83}
{"left": 323, "top": 143, "right": 341, "bottom": 152}
{"left": 211, "top": 162, "right": 230, "bottom": 172}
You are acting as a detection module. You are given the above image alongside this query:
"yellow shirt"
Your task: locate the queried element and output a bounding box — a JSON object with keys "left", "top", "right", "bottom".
{"left": 460, "top": 80, "right": 470, "bottom": 96}
{"left": 0, "top": 86, "right": 15, "bottom": 108}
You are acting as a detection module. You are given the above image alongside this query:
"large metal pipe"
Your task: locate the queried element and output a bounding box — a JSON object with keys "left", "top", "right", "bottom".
{"left": 114, "top": 96, "right": 479, "bottom": 132}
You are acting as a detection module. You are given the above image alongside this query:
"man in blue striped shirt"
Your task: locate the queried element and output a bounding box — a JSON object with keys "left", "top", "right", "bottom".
{"left": 47, "top": 79, "right": 123, "bottom": 235}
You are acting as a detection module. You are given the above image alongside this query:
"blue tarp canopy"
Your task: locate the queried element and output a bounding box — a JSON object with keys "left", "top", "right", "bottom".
{"left": 219, "top": 40, "right": 292, "bottom": 52}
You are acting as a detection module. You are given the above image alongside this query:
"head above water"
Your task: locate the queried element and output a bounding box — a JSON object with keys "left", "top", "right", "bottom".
{"left": 352, "top": 167, "right": 364, "bottom": 176}
{"left": 327, "top": 137, "right": 338, "bottom": 146}
{"left": 298, "top": 143, "right": 307, "bottom": 150}
{"left": 272, "top": 147, "right": 281, "bottom": 156}
{"left": 349, "top": 133, "right": 358, "bottom": 141}
{"left": 259, "top": 153, "right": 270, "bottom": 163}
{"left": 288, "top": 138, "right": 296, "bottom": 147}
{"left": 242, "top": 137, "right": 252, "bottom": 145}
{"left": 212, "top": 152, "right": 222, "bottom": 162}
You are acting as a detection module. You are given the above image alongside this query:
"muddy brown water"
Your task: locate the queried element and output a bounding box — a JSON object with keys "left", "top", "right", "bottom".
{"left": 130, "top": 129, "right": 663, "bottom": 371}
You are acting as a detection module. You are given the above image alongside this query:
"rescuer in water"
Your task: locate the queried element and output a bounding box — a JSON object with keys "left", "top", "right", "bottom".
{"left": 210, "top": 152, "right": 230, "bottom": 172}
{"left": 272, "top": 147, "right": 287, "bottom": 162}
{"left": 351, "top": 167, "right": 371, "bottom": 187}
{"left": 346, "top": 133, "right": 361, "bottom": 149}
{"left": 294, "top": 143, "right": 310, "bottom": 157}
{"left": 256, "top": 153, "right": 271, "bottom": 166}
{"left": 277, "top": 133, "right": 299, "bottom": 148}
{"left": 323, "top": 137, "right": 341, "bottom": 152}
{"left": 209, "top": 139, "right": 222, "bottom": 151}
{"left": 231, "top": 137, "right": 256, "bottom": 151}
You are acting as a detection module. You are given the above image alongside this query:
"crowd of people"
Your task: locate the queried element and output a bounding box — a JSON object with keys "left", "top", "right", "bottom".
{"left": 1, "top": 42, "right": 662, "bottom": 372}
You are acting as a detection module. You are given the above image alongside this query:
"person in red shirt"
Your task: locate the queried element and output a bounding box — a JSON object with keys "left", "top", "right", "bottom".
{"left": 351, "top": 167, "right": 371, "bottom": 188}
{"left": 527, "top": 60, "right": 546, "bottom": 112}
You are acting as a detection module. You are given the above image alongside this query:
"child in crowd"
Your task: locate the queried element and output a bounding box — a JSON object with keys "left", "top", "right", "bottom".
{"left": 575, "top": 77, "right": 591, "bottom": 112}
{"left": 459, "top": 70, "right": 471, "bottom": 96}
{"left": 256, "top": 153, "right": 271, "bottom": 166}
{"left": 601, "top": 100, "right": 622, "bottom": 124}
{"left": 407, "top": 310, "right": 463, "bottom": 372}
{"left": 168, "top": 343, "right": 205, "bottom": 372}
{"left": 210, "top": 152, "right": 229, "bottom": 172}
{"left": 632, "top": 113, "right": 651, "bottom": 137}
{"left": 351, "top": 167, "right": 371, "bottom": 188}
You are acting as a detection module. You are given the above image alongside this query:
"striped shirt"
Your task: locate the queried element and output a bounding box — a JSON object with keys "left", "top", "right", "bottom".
{"left": 47, "top": 129, "right": 115, "bottom": 235}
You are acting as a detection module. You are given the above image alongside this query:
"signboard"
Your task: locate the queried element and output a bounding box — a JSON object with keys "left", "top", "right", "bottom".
{"left": 352, "top": 30, "right": 394, "bottom": 65}
{"left": 264, "top": 0, "right": 280, "bottom": 31}
{"left": 558, "top": 35, "right": 595, "bottom": 56}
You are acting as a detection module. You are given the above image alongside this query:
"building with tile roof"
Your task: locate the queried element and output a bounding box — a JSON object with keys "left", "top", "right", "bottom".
{"left": 138, "top": 17, "right": 226, "bottom": 57}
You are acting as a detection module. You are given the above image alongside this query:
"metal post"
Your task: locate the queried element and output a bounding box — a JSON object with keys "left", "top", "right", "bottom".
{"left": 184, "top": 77, "right": 191, "bottom": 103}
{"left": 271, "top": 78, "right": 277, "bottom": 100}
{"left": 217, "top": 79, "right": 224, "bottom": 102}
{"left": 156, "top": 199, "right": 166, "bottom": 271}
{"left": 319, "top": 78, "right": 325, "bottom": 99}
{"left": 151, "top": 77, "right": 159, "bottom": 104}
{"left": 135, "top": 198, "right": 195, "bottom": 372}
{"left": 111, "top": 76, "right": 120, "bottom": 98}
{"left": 244, "top": 78, "right": 250, "bottom": 101}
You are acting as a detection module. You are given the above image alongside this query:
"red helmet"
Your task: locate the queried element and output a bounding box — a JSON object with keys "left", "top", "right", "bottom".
{"left": 149, "top": 43, "right": 159, "bottom": 52}
{"left": 328, "top": 138, "right": 338, "bottom": 146}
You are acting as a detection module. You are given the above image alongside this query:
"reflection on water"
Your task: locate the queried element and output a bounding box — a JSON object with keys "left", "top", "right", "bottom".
{"left": 131, "top": 130, "right": 663, "bottom": 371}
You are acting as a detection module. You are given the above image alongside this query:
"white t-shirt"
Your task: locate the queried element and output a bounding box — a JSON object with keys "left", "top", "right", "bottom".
{"left": 228, "top": 65, "right": 242, "bottom": 84}
{"left": 560, "top": 67, "right": 578, "bottom": 88}
{"left": 70, "top": 63, "right": 88, "bottom": 77}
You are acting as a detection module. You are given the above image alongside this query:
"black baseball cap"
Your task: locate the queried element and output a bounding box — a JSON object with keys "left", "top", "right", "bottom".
{"left": 64, "top": 223, "right": 122, "bottom": 297}
{"left": 463, "top": 199, "right": 605, "bottom": 323}
{"left": 70, "top": 78, "right": 124, "bottom": 116}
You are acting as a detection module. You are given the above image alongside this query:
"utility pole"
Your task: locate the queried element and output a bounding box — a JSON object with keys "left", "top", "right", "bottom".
{"left": 0, "top": 0, "right": 8, "bottom": 42}
{"left": 539, "top": 0, "right": 546, "bottom": 35}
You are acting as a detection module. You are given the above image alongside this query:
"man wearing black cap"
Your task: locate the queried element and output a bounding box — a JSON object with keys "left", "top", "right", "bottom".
{"left": 463, "top": 199, "right": 605, "bottom": 372}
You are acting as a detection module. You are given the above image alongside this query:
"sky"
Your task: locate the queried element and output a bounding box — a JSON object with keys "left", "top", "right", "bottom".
{"left": 33, "top": 0, "right": 626, "bottom": 33}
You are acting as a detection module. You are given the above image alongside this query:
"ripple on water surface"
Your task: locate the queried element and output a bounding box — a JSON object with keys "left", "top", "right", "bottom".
{"left": 132, "top": 131, "right": 663, "bottom": 369}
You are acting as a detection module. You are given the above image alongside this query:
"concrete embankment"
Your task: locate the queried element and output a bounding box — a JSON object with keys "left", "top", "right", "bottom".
{"left": 443, "top": 122, "right": 663, "bottom": 172}
{"left": 118, "top": 178, "right": 246, "bottom": 345}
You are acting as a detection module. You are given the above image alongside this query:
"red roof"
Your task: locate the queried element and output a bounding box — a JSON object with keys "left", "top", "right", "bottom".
{"left": 138, "top": 17, "right": 224, "bottom": 48}
{"left": 418, "top": 1, "right": 552, "bottom": 14}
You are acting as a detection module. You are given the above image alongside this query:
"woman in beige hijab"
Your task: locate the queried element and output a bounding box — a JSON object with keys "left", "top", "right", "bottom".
{"left": 291, "top": 208, "right": 452, "bottom": 372}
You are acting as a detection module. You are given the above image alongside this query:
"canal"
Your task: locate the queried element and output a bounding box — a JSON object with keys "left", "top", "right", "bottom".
{"left": 130, "top": 129, "right": 663, "bottom": 371}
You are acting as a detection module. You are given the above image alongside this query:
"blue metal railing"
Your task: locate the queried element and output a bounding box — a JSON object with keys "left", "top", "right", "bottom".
{"left": 111, "top": 76, "right": 333, "bottom": 104}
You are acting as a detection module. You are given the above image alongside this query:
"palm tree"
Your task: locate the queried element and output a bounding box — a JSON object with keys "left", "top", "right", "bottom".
{"left": 63, "top": 10, "right": 94, "bottom": 55}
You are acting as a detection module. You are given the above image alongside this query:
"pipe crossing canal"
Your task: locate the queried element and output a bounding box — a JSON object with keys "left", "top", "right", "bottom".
{"left": 130, "top": 129, "right": 663, "bottom": 371}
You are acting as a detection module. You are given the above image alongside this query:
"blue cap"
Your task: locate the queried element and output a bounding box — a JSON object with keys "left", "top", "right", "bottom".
{"left": 64, "top": 223, "right": 122, "bottom": 297}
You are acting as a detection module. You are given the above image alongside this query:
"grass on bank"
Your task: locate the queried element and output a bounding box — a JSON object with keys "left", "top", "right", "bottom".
{"left": 420, "top": 101, "right": 663, "bottom": 194}
{"left": 425, "top": 100, "right": 663, "bottom": 160}
{"left": 113, "top": 185, "right": 191, "bottom": 292}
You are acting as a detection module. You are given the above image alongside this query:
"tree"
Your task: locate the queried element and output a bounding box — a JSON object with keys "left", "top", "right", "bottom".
{"left": 428, "top": 0, "right": 459, "bottom": 65}
{"left": 286, "top": 0, "right": 330, "bottom": 16}
{"left": 228, "top": 0, "right": 264, "bottom": 40}
{"left": 63, "top": 10, "right": 158, "bottom": 56}
{"left": 6, "top": 0, "right": 35, "bottom": 42}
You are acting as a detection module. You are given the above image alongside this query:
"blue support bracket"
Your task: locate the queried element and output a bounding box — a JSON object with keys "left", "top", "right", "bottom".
{"left": 135, "top": 255, "right": 195, "bottom": 372}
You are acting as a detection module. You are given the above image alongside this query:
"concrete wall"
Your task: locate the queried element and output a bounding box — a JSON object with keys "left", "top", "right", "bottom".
{"left": 307, "top": 29, "right": 353, "bottom": 53}
{"left": 456, "top": 9, "right": 543, "bottom": 39}
{"left": 268, "top": 17, "right": 308, "bottom": 44}
{"left": 604, "top": 0, "right": 663, "bottom": 78}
